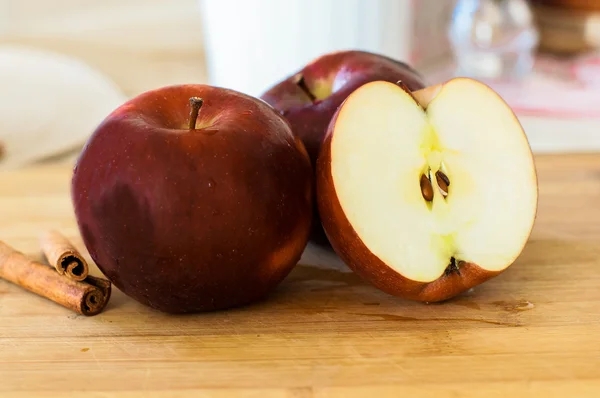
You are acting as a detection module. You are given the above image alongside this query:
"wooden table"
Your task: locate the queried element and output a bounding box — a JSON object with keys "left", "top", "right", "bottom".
{"left": 1, "top": 154, "right": 599, "bottom": 397}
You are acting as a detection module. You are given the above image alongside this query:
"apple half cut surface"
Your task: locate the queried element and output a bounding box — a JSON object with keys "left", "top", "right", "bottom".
{"left": 316, "top": 78, "right": 538, "bottom": 302}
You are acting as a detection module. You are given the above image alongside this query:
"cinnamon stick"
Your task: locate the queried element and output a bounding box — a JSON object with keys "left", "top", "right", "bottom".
{"left": 40, "top": 230, "right": 89, "bottom": 281}
{"left": 0, "top": 241, "right": 111, "bottom": 316}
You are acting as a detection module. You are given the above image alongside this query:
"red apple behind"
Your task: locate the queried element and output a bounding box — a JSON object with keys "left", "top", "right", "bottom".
{"left": 261, "top": 50, "right": 426, "bottom": 244}
{"left": 261, "top": 50, "right": 426, "bottom": 165}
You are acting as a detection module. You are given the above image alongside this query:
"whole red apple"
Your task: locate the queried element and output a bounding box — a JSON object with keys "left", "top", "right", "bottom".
{"left": 261, "top": 50, "right": 426, "bottom": 244}
{"left": 71, "top": 84, "right": 313, "bottom": 313}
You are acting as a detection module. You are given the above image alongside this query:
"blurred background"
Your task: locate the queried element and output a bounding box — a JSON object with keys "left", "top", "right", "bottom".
{"left": 1, "top": 0, "right": 600, "bottom": 169}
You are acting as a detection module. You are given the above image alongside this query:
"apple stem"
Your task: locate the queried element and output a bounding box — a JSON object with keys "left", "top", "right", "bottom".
{"left": 188, "top": 97, "right": 204, "bottom": 130}
{"left": 295, "top": 74, "right": 317, "bottom": 103}
{"left": 396, "top": 80, "right": 423, "bottom": 110}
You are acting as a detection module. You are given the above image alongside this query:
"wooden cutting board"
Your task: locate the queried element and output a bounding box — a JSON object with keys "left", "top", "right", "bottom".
{"left": 1, "top": 154, "right": 599, "bottom": 397}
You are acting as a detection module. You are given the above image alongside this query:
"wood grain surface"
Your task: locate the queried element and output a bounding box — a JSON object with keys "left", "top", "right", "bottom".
{"left": 0, "top": 154, "right": 600, "bottom": 397}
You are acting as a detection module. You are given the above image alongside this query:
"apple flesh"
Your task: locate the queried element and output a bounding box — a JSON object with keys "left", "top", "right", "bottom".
{"left": 317, "top": 78, "right": 538, "bottom": 302}
{"left": 72, "top": 84, "right": 313, "bottom": 313}
{"left": 261, "top": 50, "right": 425, "bottom": 244}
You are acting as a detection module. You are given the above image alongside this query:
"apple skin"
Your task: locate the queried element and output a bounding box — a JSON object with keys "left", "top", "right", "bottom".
{"left": 316, "top": 104, "right": 500, "bottom": 303}
{"left": 261, "top": 50, "right": 426, "bottom": 245}
{"left": 71, "top": 84, "right": 313, "bottom": 313}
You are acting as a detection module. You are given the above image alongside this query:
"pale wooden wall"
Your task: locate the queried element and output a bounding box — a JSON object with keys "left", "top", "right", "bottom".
{"left": 0, "top": 0, "right": 208, "bottom": 96}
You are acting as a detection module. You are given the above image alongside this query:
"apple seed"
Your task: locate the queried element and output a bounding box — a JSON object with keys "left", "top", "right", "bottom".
{"left": 435, "top": 170, "right": 450, "bottom": 198}
{"left": 420, "top": 172, "right": 434, "bottom": 202}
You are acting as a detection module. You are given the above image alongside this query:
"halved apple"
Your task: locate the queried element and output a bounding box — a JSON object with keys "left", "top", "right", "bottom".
{"left": 316, "top": 78, "right": 538, "bottom": 302}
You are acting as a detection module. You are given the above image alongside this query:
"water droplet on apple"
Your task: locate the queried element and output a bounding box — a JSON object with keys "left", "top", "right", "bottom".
{"left": 207, "top": 178, "right": 216, "bottom": 189}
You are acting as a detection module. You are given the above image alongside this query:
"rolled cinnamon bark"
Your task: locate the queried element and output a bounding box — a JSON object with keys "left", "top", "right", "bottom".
{"left": 40, "top": 230, "right": 89, "bottom": 281}
{"left": 0, "top": 241, "right": 111, "bottom": 316}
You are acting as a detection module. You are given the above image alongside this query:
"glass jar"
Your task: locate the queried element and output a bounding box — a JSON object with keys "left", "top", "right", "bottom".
{"left": 448, "top": 0, "right": 540, "bottom": 80}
